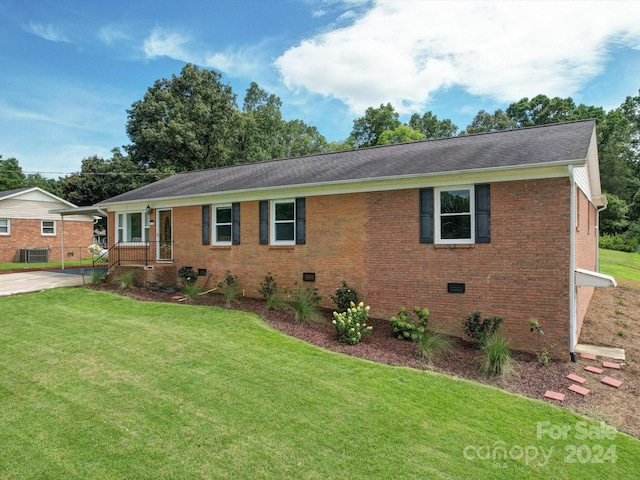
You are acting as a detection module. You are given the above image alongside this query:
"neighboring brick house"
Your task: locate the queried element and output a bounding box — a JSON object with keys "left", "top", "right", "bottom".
{"left": 98, "top": 120, "right": 615, "bottom": 360}
{"left": 0, "top": 187, "right": 95, "bottom": 264}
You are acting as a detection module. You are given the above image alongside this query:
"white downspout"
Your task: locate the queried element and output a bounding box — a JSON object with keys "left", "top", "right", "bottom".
{"left": 596, "top": 199, "right": 608, "bottom": 272}
{"left": 568, "top": 166, "right": 577, "bottom": 362}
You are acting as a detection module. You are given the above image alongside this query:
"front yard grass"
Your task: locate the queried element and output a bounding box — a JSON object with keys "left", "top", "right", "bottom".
{"left": 1, "top": 288, "right": 639, "bottom": 479}
{"left": 0, "top": 257, "right": 95, "bottom": 271}
{"left": 599, "top": 248, "right": 640, "bottom": 289}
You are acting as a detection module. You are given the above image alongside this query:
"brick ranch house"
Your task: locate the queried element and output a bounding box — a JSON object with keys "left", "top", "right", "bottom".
{"left": 98, "top": 120, "right": 616, "bottom": 360}
{"left": 0, "top": 187, "right": 96, "bottom": 264}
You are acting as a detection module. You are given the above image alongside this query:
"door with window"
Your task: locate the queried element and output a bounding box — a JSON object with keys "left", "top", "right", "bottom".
{"left": 157, "top": 209, "right": 173, "bottom": 261}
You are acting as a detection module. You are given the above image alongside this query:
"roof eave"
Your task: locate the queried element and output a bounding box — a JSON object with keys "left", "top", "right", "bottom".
{"left": 97, "top": 158, "right": 586, "bottom": 209}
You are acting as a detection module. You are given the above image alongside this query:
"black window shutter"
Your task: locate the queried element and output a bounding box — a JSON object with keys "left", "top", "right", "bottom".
{"left": 295, "top": 197, "right": 306, "bottom": 245}
{"left": 232, "top": 202, "right": 241, "bottom": 245}
{"left": 475, "top": 184, "right": 491, "bottom": 243}
{"left": 202, "top": 205, "right": 210, "bottom": 245}
{"left": 259, "top": 200, "right": 268, "bottom": 245}
{"left": 419, "top": 188, "right": 434, "bottom": 244}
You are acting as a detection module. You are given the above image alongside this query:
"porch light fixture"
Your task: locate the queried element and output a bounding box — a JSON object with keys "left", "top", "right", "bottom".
{"left": 146, "top": 204, "right": 152, "bottom": 214}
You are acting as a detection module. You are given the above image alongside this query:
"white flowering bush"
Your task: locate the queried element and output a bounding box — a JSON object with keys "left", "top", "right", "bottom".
{"left": 332, "top": 301, "right": 373, "bottom": 345}
{"left": 88, "top": 243, "right": 103, "bottom": 255}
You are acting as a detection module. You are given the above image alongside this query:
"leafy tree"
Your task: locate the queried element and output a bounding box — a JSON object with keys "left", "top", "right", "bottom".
{"left": 408, "top": 111, "right": 458, "bottom": 138}
{"left": 462, "top": 109, "right": 516, "bottom": 134}
{"left": 348, "top": 103, "right": 401, "bottom": 148}
{"left": 24, "top": 173, "right": 62, "bottom": 197}
{"left": 278, "top": 119, "right": 327, "bottom": 157}
{"left": 59, "top": 151, "right": 161, "bottom": 206}
{"left": 125, "top": 63, "right": 239, "bottom": 172}
{"left": 506, "top": 95, "right": 580, "bottom": 127}
{"left": 0, "top": 156, "right": 26, "bottom": 191}
{"left": 378, "top": 125, "right": 425, "bottom": 145}
{"left": 236, "top": 82, "right": 285, "bottom": 162}
{"left": 600, "top": 193, "right": 630, "bottom": 235}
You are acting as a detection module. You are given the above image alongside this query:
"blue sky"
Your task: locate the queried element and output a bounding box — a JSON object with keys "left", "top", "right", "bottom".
{"left": 1, "top": 0, "right": 640, "bottom": 177}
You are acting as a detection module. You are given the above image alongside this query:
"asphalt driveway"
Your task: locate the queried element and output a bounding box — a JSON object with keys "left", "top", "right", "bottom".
{"left": 0, "top": 269, "right": 91, "bottom": 297}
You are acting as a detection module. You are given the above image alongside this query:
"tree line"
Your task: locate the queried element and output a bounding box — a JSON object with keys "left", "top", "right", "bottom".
{"left": 1, "top": 63, "right": 638, "bottom": 249}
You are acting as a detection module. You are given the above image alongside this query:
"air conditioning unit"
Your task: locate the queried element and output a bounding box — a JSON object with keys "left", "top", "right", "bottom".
{"left": 18, "top": 248, "right": 49, "bottom": 263}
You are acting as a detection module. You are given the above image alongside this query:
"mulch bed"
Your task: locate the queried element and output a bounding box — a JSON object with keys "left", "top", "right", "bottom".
{"left": 98, "top": 285, "right": 590, "bottom": 412}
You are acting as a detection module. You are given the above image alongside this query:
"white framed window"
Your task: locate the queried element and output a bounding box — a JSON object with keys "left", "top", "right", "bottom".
{"left": 0, "top": 218, "right": 9, "bottom": 235}
{"left": 270, "top": 199, "right": 295, "bottom": 245}
{"left": 214, "top": 205, "right": 232, "bottom": 245}
{"left": 435, "top": 186, "right": 474, "bottom": 244}
{"left": 41, "top": 220, "right": 56, "bottom": 235}
{"left": 116, "top": 211, "right": 150, "bottom": 243}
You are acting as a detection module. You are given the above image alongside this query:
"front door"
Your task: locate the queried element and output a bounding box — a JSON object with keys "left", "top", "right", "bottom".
{"left": 157, "top": 209, "right": 173, "bottom": 261}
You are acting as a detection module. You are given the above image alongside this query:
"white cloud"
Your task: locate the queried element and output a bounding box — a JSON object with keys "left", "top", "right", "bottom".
{"left": 143, "top": 27, "right": 193, "bottom": 61}
{"left": 275, "top": 0, "right": 640, "bottom": 114}
{"left": 24, "top": 22, "right": 70, "bottom": 43}
{"left": 98, "top": 24, "right": 131, "bottom": 46}
{"left": 142, "top": 27, "right": 263, "bottom": 77}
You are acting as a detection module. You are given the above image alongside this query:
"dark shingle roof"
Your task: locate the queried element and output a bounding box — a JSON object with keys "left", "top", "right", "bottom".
{"left": 101, "top": 120, "right": 595, "bottom": 205}
{"left": 0, "top": 188, "right": 30, "bottom": 200}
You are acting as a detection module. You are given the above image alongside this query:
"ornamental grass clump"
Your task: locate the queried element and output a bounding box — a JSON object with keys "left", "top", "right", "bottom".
{"left": 479, "top": 333, "right": 513, "bottom": 377}
{"left": 332, "top": 301, "right": 373, "bottom": 345}
{"left": 286, "top": 283, "right": 324, "bottom": 324}
{"left": 416, "top": 330, "right": 455, "bottom": 363}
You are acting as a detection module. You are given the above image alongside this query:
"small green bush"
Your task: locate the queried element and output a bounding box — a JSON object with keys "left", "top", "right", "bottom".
{"left": 258, "top": 272, "right": 284, "bottom": 310}
{"left": 178, "top": 267, "right": 198, "bottom": 287}
{"left": 330, "top": 281, "right": 359, "bottom": 313}
{"left": 416, "top": 330, "right": 455, "bottom": 363}
{"left": 462, "top": 311, "right": 503, "bottom": 347}
{"left": 390, "top": 306, "right": 430, "bottom": 341}
{"left": 599, "top": 233, "right": 638, "bottom": 252}
{"left": 479, "top": 334, "right": 512, "bottom": 377}
{"left": 286, "top": 284, "right": 323, "bottom": 324}
{"left": 217, "top": 270, "right": 240, "bottom": 307}
{"left": 332, "top": 301, "right": 373, "bottom": 345}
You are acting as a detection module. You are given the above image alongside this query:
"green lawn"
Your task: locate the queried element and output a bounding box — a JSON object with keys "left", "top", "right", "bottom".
{"left": 599, "top": 248, "right": 640, "bottom": 289}
{"left": 0, "top": 257, "right": 95, "bottom": 271}
{"left": 1, "top": 289, "right": 639, "bottom": 479}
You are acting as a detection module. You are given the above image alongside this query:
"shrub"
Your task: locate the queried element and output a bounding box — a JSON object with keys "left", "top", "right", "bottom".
{"left": 217, "top": 270, "right": 240, "bottom": 307}
{"left": 258, "top": 272, "right": 278, "bottom": 299}
{"left": 416, "top": 330, "right": 455, "bottom": 363}
{"left": 599, "top": 233, "right": 638, "bottom": 252}
{"left": 178, "top": 267, "right": 198, "bottom": 287}
{"left": 330, "top": 281, "right": 359, "bottom": 313}
{"left": 390, "top": 306, "right": 430, "bottom": 341}
{"left": 479, "top": 334, "right": 512, "bottom": 377}
{"left": 258, "top": 272, "right": 284, "bottom": 310}
{"left": 462, "top": 311, "right": 503, "bottom": 347}
{"left": 528, "top": 318, "right": 550, "bottom": 365}
{"left": 332, "top": 301, "right": 373, "bottom": 345}
{"left": 286, "top": 283, "right": 323, "bottom": 324}
{"left": 119, "top": 271, "right": 136, "bottom": 290}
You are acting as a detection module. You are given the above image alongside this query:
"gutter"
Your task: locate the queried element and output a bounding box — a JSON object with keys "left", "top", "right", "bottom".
{"left": 595, "top": 195, "right": 608, "bottom": 272}
{"left": 568, "top": 165, "right": 577, "bottom": 362}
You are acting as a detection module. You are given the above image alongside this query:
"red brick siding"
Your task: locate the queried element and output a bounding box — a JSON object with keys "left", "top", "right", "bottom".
{"left": 364, "top": 178, "right": 571, "bottom": 356}
{"left": 0, "top": 218, "right": 94, "bottom": 263}
{"left": 110, "top": 177, "right": 578, "bottom": 356}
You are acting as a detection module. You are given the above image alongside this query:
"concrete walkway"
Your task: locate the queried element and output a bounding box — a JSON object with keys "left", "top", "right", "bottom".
{"left": 0, "top": 269, "right": 91, "bottom": 297}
